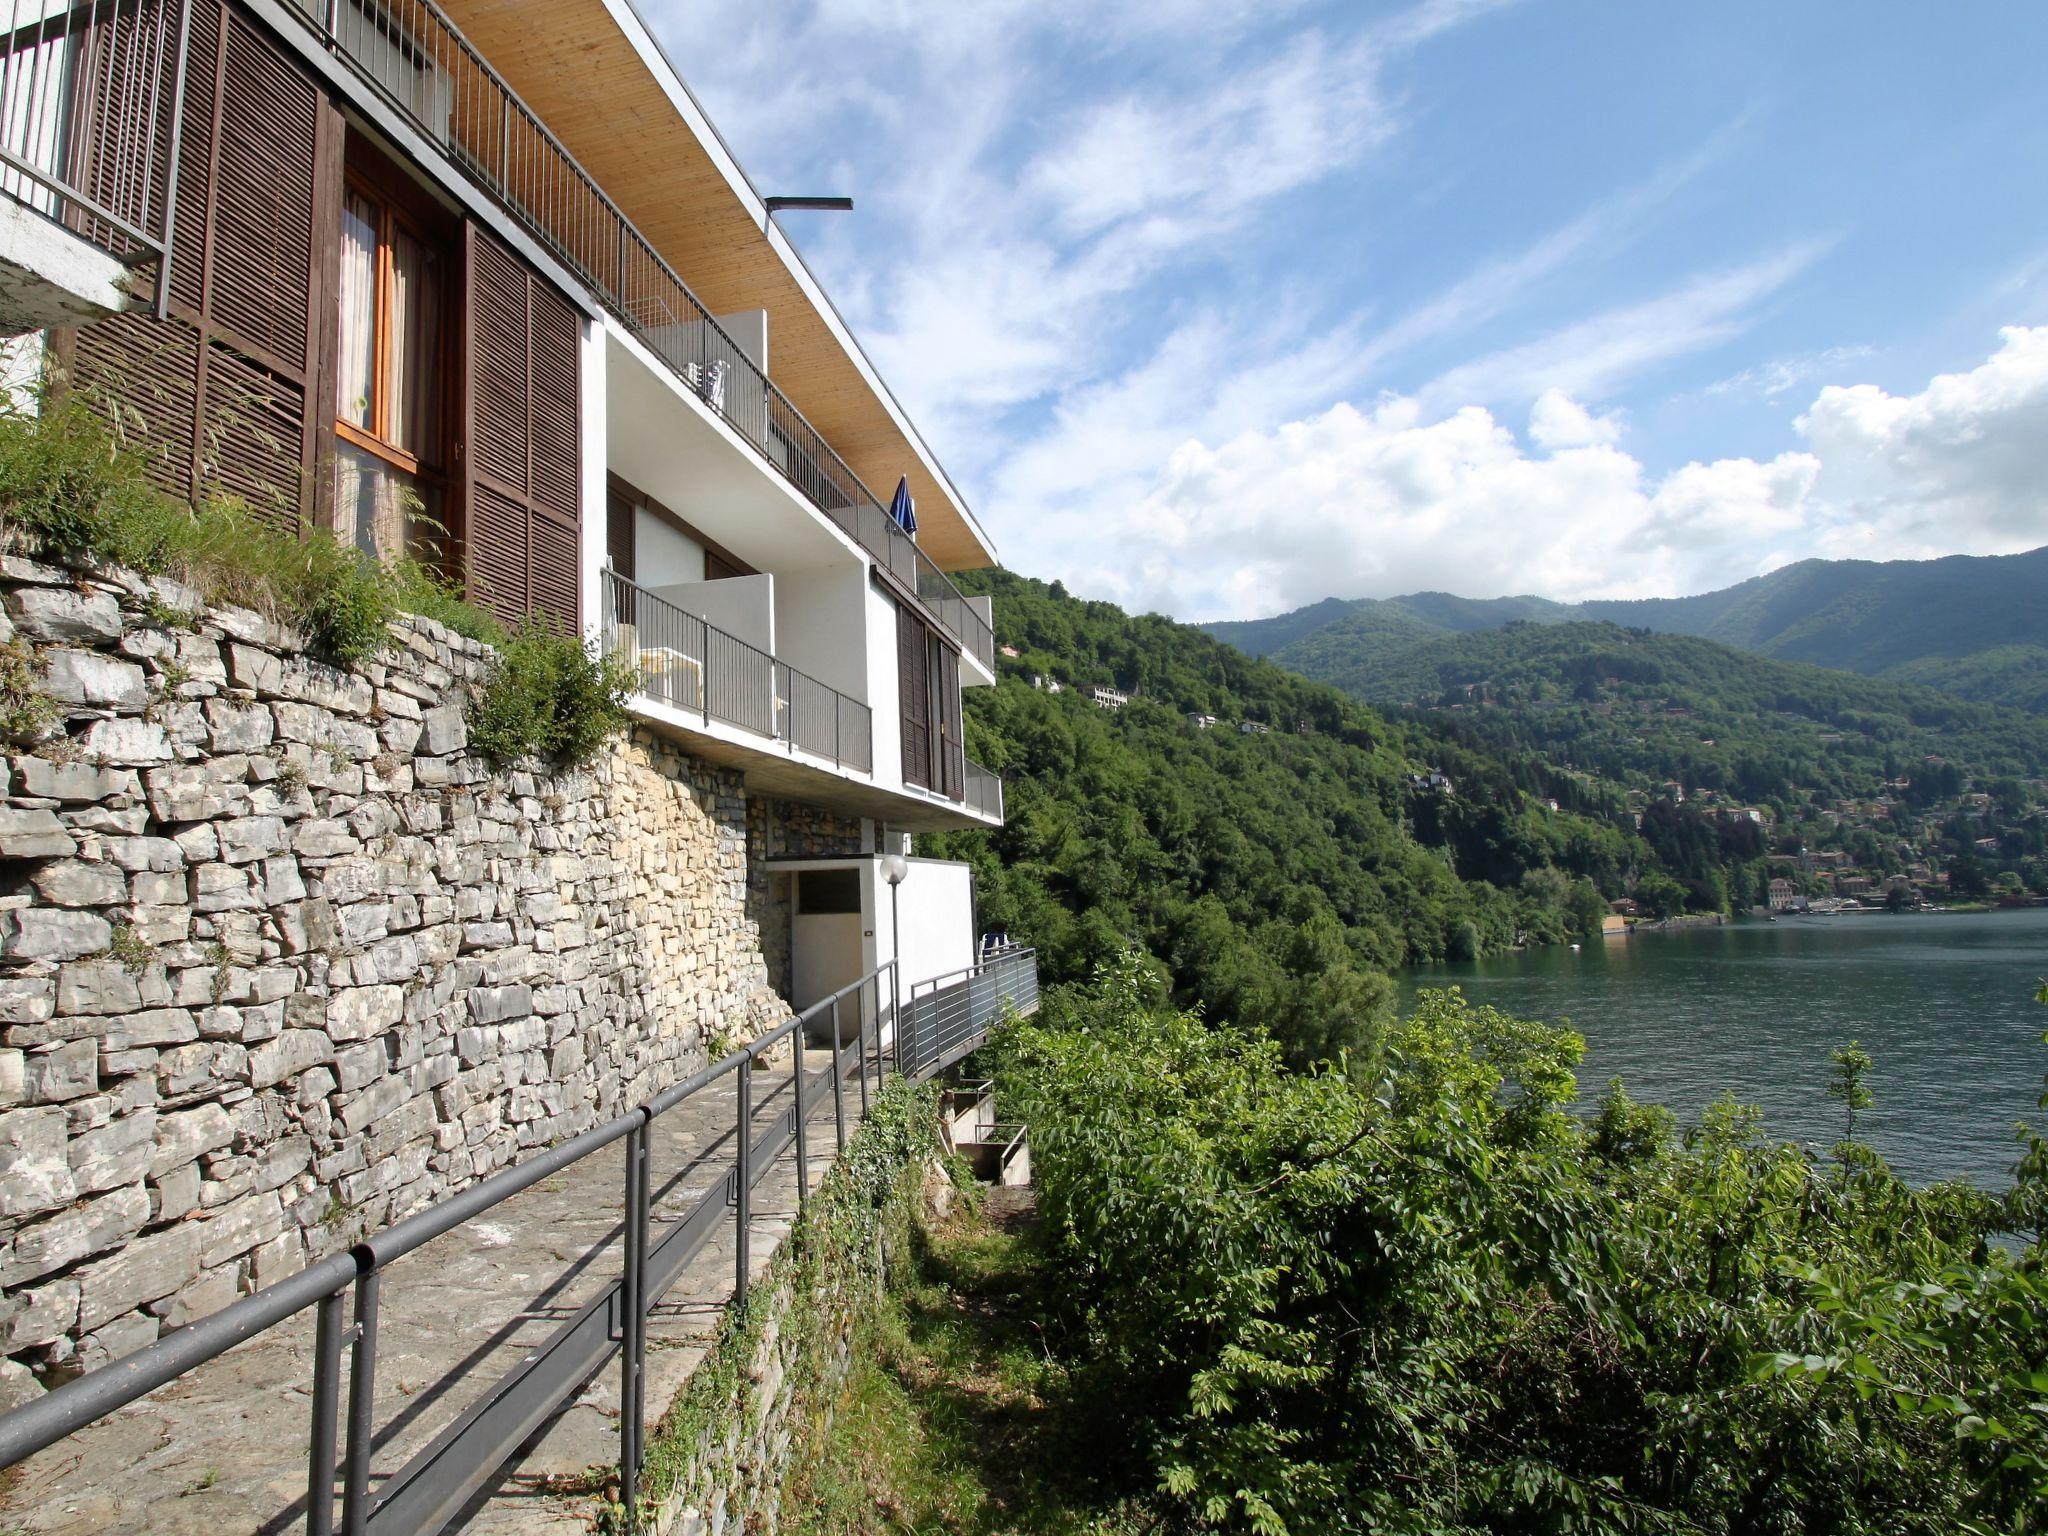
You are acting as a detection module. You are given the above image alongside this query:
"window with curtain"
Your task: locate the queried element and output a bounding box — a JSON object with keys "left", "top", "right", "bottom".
{"left": 333, "top": 173, "right": 446, "bottom": 562}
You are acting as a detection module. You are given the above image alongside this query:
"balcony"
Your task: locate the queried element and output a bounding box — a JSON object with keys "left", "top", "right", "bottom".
{"left": 601, "top": 567, "right": 872, "bottom": 774}
{"left": 0, "top": 0, "right": 186, "bottom": 332}
{"left": 275, "top": 0, "right": 994, "bottom": 673}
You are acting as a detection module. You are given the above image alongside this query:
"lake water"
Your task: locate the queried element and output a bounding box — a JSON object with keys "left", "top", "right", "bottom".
{"left": 1401, "top": 908, "right": 2048, "bottom": 1189}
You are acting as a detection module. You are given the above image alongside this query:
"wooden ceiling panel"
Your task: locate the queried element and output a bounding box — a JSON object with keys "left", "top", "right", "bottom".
{"left": 439, "top": 0, "right": 991, "bottom": 571}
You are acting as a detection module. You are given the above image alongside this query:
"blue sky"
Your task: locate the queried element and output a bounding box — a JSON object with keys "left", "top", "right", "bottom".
{"left": 641, "top": 0, "right": 2048, "bottom": 620}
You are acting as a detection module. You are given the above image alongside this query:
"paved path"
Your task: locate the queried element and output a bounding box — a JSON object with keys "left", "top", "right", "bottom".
{"left": 0, "top": 1044, "right": 864, "bottom": 1535}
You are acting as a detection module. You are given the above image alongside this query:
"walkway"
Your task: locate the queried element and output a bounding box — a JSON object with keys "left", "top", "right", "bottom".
{"left": 0, "top": 1044, "right": 856, "bottom": 1535}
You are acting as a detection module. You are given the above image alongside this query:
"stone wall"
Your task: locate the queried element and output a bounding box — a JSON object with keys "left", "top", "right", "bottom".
{"left": 0, "top": 554, "right": 795, "bottom": 1401}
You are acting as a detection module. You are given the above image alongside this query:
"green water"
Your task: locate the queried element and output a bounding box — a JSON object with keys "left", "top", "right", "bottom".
{"left": 1402, "top": 907, "right": 2048, "bottom": 1189}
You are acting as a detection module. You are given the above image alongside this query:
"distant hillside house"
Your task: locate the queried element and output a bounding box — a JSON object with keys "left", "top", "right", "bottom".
{"left": 1239, "top": 720, "right": 1271, "bottom": 735}
{"left": 1090, "top": 685, "right": 1129, "bottom": 710}
{"left": 1409, "top": 771, "right": 1455, "bottom": 794}
{"left": 1186, "top": 713, "right": 1218, "bottom": 729}
{"left": 999, "top": 644, "right": 1020, "bottom": 658}
{"left": 1768, "top": 877, "right": 1800, "bottom": 912}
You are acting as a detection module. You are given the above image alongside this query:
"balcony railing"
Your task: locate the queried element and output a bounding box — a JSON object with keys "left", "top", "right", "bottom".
{"left": 600, "top": 566, "right": 872, "bottom": 774}
{"left": 900, "top": 945, "right": 1038, "bottom": 1078}
{"left": 0, "top": 0, "right": 191, "bottom": 290}
{"left": 281, "top": 0, "right": 994, "bottom": 673}
{"left": 964, "top": 757, "right": 1003, "bottom": 821}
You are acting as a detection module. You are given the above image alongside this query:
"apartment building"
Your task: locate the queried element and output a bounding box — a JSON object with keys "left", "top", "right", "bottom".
{"left": 0, "top": 0, "right": 1006, "bottom": 1002}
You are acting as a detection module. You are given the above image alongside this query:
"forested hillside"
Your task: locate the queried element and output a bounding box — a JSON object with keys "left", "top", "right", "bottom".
{"left": 1234, "top": 616, "right": 2048, "bottom": 912}
{"left": 1205, "top": 545, "right": 2048, "bottom": 712}
{"left": 924, "top": 573, "right": 1661, "bottom": 1065}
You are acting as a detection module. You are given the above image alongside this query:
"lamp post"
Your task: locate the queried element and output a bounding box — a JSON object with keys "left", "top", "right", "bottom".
{"left": 881, "top": 854, "right": 908, "bottom": 1071}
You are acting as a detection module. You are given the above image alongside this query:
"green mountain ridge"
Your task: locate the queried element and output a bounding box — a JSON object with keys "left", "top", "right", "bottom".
{"left": 1203, "top": 545, "right": 2048, "bottom": 712}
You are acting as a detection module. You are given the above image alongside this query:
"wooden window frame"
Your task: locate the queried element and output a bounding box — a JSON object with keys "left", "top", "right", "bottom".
{"left": 335, "top": 162, "right": 449, "bottom": 486}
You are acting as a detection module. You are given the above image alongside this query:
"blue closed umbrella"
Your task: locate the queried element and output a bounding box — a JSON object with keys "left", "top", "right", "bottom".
{"left": 889, "top": 475, "right": 917, "bottom": 536}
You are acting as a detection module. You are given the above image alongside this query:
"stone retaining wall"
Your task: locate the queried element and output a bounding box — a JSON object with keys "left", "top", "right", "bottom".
{"left": 0, "top": 555, "right": 805, "bottom": 1402}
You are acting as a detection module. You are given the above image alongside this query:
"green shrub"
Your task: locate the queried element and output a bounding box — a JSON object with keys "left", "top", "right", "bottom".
{"left": 992, "top": 958, "right": 2047, "bottom": 1535}
{"left": 468, "top": 625, "right": 634, "bottom": 769}
{"left": 0, "top": 392, "right": 508, "bottom": 668}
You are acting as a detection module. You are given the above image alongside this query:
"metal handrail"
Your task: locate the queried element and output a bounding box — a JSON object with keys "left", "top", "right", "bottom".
{"left": 0, "top": 0, "right": 191, "bottom": 302}
{"left": 0, "top": 946, "right": 1038, "bottom": 1533}
{"left": 278, "top": 0, "right": 992, "bottom": 671}
{"left": 600, "top": 565, "right": 873, "bottom": 774}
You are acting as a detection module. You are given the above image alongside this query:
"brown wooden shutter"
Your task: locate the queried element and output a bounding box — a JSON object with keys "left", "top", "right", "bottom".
{"left": 462, "top": 220, "right": 581, "bottom": 633}
{"left": 897, "top": 600, "right": 932, "bottom": 790}
{"left": 934, "top": 641, "right": 963, "bottom": 800}
{"left": 63, "top": 1, "right": 334, "bottom": 533}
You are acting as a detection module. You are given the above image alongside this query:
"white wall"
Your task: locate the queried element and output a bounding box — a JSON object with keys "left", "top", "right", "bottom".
{"left": 635, "top": 507, "right": 705, "bottom": 587}
{"left": 880, "top": 858, "right": 978, "bottom": 995}
{"left": 578, "top": 316, "right": 608, "bottom": 639}
{"left": 773, "top": 564, "right": 868, "bottom": 699}
{"left": 864, "top": 581, "right": 903, "bottom": 791}
{"left": 646, "top": 572, "right": 774, "bottom": 653}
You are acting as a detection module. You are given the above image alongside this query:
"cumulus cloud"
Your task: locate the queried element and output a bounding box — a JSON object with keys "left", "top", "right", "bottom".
{"left": 1062, "top": 327, "right": 2048, "bottom": 621}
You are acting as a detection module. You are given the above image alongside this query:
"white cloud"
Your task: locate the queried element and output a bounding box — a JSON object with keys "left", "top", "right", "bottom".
{"left": 1527, "top": 389, "right": 1622, "bottom": 449}
{"left": 1050, "top": 327, "right": 2048, "bottom": 621}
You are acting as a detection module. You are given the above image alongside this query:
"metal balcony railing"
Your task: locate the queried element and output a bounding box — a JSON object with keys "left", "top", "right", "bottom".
{"left": 0, "top": 947, "right": 1040, "bottom": 1534}
{"left": 600, "top": 565, "right": 873, "bottom": 774}
{"left": 900, "top": 945, "right": 1039, "bottom": 1078}
{"left": 964, "top": 757, "right": 1003, "bottom": 821}
{"left": 281, "top": 0, "right": 994, "bottom": 672}
{"left": 0, "top": 0, "right": 192, "bottom": 293}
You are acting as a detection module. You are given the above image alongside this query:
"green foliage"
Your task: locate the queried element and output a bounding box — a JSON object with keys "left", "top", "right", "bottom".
{"left": 0, "top": 636, "right": 60, "bottom": 741}
{"left": 466, "top": 625, "right": 635, "bottom": 770}
{"left": 990, "top": 957, "right": 2048, "bottom": 1535}
{"left": 1829, "top": 1038, "right": 1876, "bottom": 1146}
{"left": 0, "top": 395, "right": 507, "bottom": 665}
{"left": 1205, "top": 545, "right": 2048, "bottom": 714}
{"left": 927, "top": 572, "right": 1666, "bottom": 1067}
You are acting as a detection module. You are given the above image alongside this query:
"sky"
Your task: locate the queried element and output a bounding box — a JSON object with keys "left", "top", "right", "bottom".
{"left": 639, "top": 0, "right": 2048, "bottom": 622}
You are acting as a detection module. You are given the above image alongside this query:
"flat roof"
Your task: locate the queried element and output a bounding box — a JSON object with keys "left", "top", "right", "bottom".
{"left": 435, "top": 0, "right": 997, "bottom": 574}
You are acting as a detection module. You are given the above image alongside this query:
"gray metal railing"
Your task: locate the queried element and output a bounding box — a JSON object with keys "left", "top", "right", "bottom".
{"left": 0, "top": 0, "right": 191, "bottom": 291}
{"left": 901, "top": 945, "right": 1039, "bottom": 1079}
{"left": 281, "top": 0, "right": 993, "bottom": 672}
{"left": 600, "top": 565, "right": 873, "bottom": 774}
{"left": 0, "top": 946, "right": 1039, "bottom": 1534}
{"left": 964, "top": 758, "right": 1003, "bottom": 821}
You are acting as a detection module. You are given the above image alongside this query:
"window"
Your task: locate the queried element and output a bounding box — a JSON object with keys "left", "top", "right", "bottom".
{"left": 333, "top": 163, "right": 448, "bottom": 560}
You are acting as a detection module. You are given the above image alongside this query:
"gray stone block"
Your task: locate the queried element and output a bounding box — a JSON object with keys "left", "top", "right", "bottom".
{"left": 6, "top": 585, "right": 121, "bottom": 644}
{"left": 39, "top": 647, "right": 148, "bottom": 709}
{"left": 0, "top": 907, "right": 111, "bottom": 964}
{"left": 30, "top": 858, "right": 128, "bottom": 908}
{"left": 0, "top": 805, "right": 77, "bottom": 859}
{"left": 75, "top": 1219, "right": 202, "bottom": 1331}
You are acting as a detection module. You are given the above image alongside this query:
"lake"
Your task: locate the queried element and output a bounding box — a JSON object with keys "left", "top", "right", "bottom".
{"left": 1401, "top": 907, "right": 2048, "bottom": 1189}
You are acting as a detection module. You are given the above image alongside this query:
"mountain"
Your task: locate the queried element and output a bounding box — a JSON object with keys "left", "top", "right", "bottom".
{"left": 1203, "top": 546, "right": 2048, "bottom": 712}
{"left": 1220, "top": 614, "right": 2048, "bottom": 912}
{"left": 925, "top": 572, "right": 1693, "bottom": 1065}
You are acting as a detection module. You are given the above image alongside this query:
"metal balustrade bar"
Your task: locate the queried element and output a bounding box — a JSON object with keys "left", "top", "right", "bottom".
{"left": 285, "top": 0, "right": 993, "bottom": 671}
{"left": 0, "top": 0, "right": 191, "bottom": 294}
{"left": 600, "top": 565, "right": 873, "bottom": 775}
{"left": 0, "top": 947, "right": 1039, "bottom": 1534}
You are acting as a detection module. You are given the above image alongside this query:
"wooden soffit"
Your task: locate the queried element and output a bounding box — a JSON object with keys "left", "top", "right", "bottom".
{"left": 436, "top": 0, "right": 995, "bottom": 573}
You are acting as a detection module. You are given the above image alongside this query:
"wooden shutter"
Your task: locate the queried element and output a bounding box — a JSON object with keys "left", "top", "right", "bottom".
{"left": 933, "top": 641, "right": 963, "bottom": 800}
{"left": 898, "top": 600, "right": 932, "bottom": 790}
{"left": 462, "top": 220, "right": 581, "bottom": 632}
{"left": 63, "top": 1, "right": 334, "bottom": 533}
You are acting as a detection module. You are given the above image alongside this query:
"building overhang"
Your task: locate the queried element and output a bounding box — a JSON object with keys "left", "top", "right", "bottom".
{"left": 434, "top": 0, "right": 998, "bottom": 576}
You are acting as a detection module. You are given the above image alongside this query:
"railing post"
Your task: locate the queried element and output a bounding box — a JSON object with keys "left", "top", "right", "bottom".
{"left": 620, "top": 1118, "right": 648, "bottom": 1531}
{"left": 733, "top": 1059, "right": 752, "bottom": 1309}
{"left": 829, "top": 994, "right": 846, "bottom": 1151}
{"left": 308, "top": 1288, "right": 346, "bottom": 1536}
{"left": 341, "top": 1270, "right": 380, "bottom": 1536}
{"left": 792, "top": 1029, "right": 809, "bottom": 1208}
{"left": 856, "top": 978, "right": 870, "bottom": 1120}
